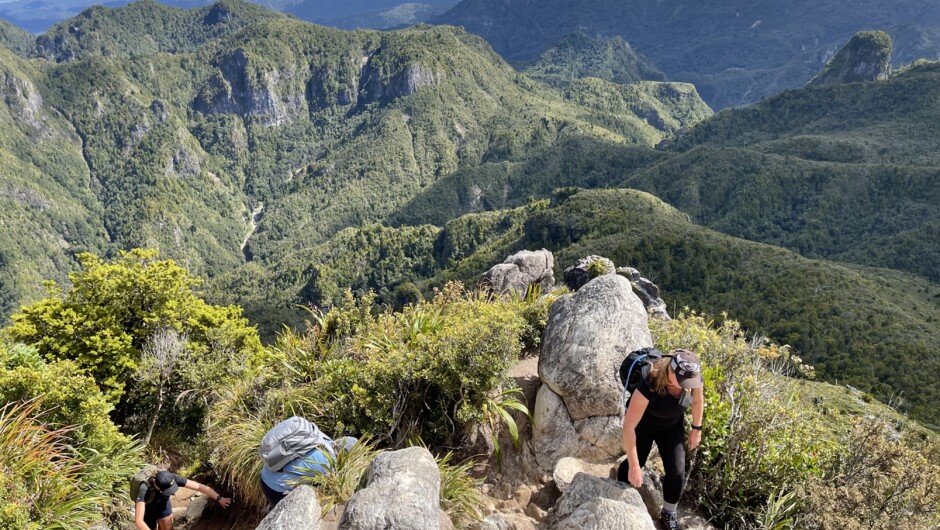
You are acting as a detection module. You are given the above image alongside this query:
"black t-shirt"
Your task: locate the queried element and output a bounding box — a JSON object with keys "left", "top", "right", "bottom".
{"left": 634, "top": 378, "right": 689, "bottom": 429}
{"left": 136, "top": 473, "right": 186, "bottom": 505}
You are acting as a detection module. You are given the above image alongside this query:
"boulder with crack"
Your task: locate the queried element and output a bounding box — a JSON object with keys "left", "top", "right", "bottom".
{"left": 533, "top": 274, "right": 652, "bottom": 471}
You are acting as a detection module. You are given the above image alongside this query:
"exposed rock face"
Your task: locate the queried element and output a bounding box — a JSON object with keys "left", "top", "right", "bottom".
{"left": 480, "top": 249, "right": 554, "bottom": 297}
{"left": 550, "top": 473, "right": 655, "bottom": 530}
{"left": 360, "top": 62, "right": 440, "bottom": 104}
{"left": 256, "top": 485, "right": 322, "bottom": 530}
{"left": 195, "top": 48, "right": 306, "bottom": 126}
{"left": 1, "top": 71, "right": 46, "bottom": 133}
{"left": 616, "top": 267, "right": 670, "bottom": 320}
{"left": 534, "top": 274, "right": 653, "bottom": 471}
{"left": 339, "top": 447, "right": 441, "bottom": 530}
{"left": 810, "top": 31, "right": 893, "bottom": 86}
{"left": 563, "top": 255, "right": 615, "bottom": 291}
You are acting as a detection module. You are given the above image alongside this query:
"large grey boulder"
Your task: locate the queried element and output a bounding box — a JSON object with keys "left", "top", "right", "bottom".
{"left": 480, "top": 249, "right": 554, "bottom": 297}
{"left": 549, "top": 473, "right": 654, "bottom": 530}
{"left": 617, "top": 267, "right": 670, "bottom": 320}
{"left": 534, "top": 274, "right": 652, "bottom": 470}
{"left": 562, "top": 255, "right": 615, "bottom": 291}
{"left": 339, "top": 447, "right": 441, "bottom": 530}
{"left": 257, "top": 485, "right": 322, "bottom": 530}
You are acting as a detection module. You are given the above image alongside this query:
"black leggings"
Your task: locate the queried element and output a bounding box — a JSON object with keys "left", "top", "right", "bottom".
{"left": 618, "top": 420, "right": 686, "bottom": 504}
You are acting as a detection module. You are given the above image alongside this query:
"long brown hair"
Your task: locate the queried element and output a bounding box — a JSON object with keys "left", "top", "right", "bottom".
{"left": 647, "top": 357, "right": 672, "bottom": 396}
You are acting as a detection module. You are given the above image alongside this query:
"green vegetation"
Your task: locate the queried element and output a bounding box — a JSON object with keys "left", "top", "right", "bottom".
{"left": 207, "top": 281, "right": 548, "bottom": 508}
{"left": 523, "top": 32, "right": 665, "bottom": 88}
{"left": 652, "top": 311, "right": 940, "bottom": 529}
{"left": 0, "top": 343, "right": 144, "bottom": 528}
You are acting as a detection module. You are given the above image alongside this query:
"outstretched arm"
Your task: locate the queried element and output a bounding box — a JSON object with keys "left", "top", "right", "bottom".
{"left": 622, "top": 392, "right": 650, "bottom": 488}
{"left": 688, "top": 387, "right": 704, "bottom": 450}
{"left": 184, "top": 480, "right": 232, "bottom": 508}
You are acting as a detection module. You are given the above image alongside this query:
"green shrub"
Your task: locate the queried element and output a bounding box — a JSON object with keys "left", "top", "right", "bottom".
{"left": 798, "top": 418, "right": 940, "bottom": 530}
{"left": 0, "top": 402, "right": 117, "bottom": 529}
{"left": 651, "top": 312, "right": 833, "bottom": 528}
{"left": 3, "top": 249, "right": 266, "bottom": 445}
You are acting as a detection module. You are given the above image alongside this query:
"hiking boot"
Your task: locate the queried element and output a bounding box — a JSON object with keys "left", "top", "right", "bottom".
{"left": 660, "top": 509, "right": 682, "bottom": 530}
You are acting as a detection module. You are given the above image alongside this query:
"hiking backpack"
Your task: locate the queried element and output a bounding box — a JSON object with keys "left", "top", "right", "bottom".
{"left": 259, "top": 416, "right": 331, "bottom": 472}
{"left": 618, "top": 347, "right": 665, "bottom": 412}
{"left": 129, "top": 464, "right": 159, "bottom": 503}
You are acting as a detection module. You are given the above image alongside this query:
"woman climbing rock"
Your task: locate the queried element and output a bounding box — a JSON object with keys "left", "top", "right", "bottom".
{"left": 620, "top": 348, "right": 704, "bottom": 530}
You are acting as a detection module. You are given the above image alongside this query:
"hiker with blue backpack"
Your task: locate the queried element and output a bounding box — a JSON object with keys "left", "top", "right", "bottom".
{"left": 618, "top": 348, "right": 704, "bottom": 530}
{"left": 259, "top": 416, "right": 358, "bottom": 508}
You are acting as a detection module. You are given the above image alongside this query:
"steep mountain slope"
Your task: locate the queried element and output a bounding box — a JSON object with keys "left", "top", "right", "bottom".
{"left": 434, "top": 0, "right": 940, "bottom": 108}
{"left": 0, "top": 46, "right": 109, "bottom": 317}
{"left": 522, "top": 32, "right": 665, "bottom": 88}
{"left": 0, "top": 7, "right": 711, "bottom": 322}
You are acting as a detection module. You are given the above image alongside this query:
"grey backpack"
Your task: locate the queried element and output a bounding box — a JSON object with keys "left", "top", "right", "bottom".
{"left": 259, "top": 416, "right": 331, "bottom": 471}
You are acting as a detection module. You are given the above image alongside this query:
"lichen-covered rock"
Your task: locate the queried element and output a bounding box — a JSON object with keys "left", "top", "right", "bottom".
{"left": 256, "top": 485, "right": 321, "bottom": 530}
{"left": 616, "top": 267, "right": 670, "bottom": 320}
{"left": 339, "top": 447, "right": 441, "bottom": 530}
{"left": 563, "top": 255, "right": 615, "bottom": 291}
{"left": 549, "top": 473, "right": 654, "bottom": 530}
{"left": 480, "top": 249, "right": 554, "bottom": 297}
{"left": 534, "top": 274, "right": 652, "bottom": 470}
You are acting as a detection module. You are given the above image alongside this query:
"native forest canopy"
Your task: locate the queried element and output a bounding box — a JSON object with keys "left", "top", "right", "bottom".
{"left": 1, "top": 1, "right": 939, "bottom": 529}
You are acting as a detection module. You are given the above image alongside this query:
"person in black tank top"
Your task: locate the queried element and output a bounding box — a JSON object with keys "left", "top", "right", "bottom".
{"left": 619, "top": 349, "right": 704, "bottom": 530}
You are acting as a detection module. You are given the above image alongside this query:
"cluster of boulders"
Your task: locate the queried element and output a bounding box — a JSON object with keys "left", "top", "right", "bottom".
{"left": 255, "top": 249, "right": 692, "bottom": 530}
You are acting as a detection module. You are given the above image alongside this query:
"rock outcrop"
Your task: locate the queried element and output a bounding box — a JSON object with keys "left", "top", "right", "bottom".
{"left": 194, "top": 48, "right": 306, "bottom": 126}
{"left": 562, "top": 255, "right": 615, "bottom": 291}
{"left": 616, "top": 267, "right": 670, "bottom": 320}
{"left": 533, "top": 274, "right": 652, "bottom": 471}
{"left": 360, "top": 62, "right": 440, "bottom": 104}
{"left": 810, "top": 31, "right": 893, "bottom": 86}
{"left": 340, "top": 447, "right": 441, "bottom": 530}
{"left": 480, "top": 249, "right": 554, "bottom": 297}
{"left": 256, "top": 485, "right": 322, "bottom": 530}
{"left": 549, "top": 473, "right": 655, "bottom": 530}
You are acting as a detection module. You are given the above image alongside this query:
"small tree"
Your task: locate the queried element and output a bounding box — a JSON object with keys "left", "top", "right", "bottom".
{"left": 138, "top": 327, "right": 187, "bottom": 446}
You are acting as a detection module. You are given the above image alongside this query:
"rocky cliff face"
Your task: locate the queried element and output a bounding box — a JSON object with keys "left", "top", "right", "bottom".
{"left": 809, "top": 31, "right": 893, "bottom": 86}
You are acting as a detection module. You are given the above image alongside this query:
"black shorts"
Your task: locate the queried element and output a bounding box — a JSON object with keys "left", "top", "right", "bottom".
{"left": 144, "top": 496, "right": 173, "bottom": 529}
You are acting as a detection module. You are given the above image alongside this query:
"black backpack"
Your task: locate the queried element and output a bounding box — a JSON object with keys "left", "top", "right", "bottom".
{"left": 618, "top": 347, "right": 664, "bottom": 411}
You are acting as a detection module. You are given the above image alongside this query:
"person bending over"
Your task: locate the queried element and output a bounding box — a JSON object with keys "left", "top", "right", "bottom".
{"left": 620, "top": 349, "right": 704, "bottom": 530}
{"left": 134, "top": 470, "right": 231, "bottom": 530}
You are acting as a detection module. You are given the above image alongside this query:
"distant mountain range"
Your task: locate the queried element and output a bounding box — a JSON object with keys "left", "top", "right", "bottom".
{"left": 0, "top": 0, "right": 450, "bottom": 32}
{"left": 434, "top": 0, "right": 940, "bottom": 109}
